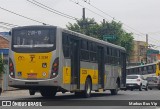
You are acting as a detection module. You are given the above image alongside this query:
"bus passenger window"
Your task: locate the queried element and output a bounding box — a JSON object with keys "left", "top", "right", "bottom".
{"left": 22, "top": 38, "right": 25, "bottom": 45}
{"left": 17, "top": 37, "right": 21, "bottom": 45}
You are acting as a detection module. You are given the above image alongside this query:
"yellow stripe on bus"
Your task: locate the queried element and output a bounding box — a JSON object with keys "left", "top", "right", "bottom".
{"left": 80, "top": 68, "right": 98, "bottom": 84}
{"left": 63, "top": 67, "right": 71, "bottom": 84}
{"left": 63, "top": 67, "right": 98, "bottom": 85}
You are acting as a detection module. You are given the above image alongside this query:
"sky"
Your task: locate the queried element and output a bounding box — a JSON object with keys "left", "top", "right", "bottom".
{"left": 0, "top": 0, "right": 160, "bottom": 49}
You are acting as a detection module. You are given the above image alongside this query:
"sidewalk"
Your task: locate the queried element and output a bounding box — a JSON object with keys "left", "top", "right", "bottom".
{"left": 1, "top": 90, "right": 35, "bottom": 97}
{"left": 1, "top": 90, "right": 73, "bottom": 97}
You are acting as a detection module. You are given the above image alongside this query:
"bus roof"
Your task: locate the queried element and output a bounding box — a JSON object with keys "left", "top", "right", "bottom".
{"left": 62, "top": 27, "right": 126, "bottom": 51}
{"left": 11, "top": 25, "right": 126, "bottom": 51}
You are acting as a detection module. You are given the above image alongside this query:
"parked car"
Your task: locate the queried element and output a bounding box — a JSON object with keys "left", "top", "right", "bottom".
{"left": 125, "top": 75, "right": 148, "bottom": 91}
{"left": 146, "top": 76, "right": 160, "bottom": 90}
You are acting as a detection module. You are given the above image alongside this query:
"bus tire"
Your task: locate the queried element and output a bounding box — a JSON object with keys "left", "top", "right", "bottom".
{"left": 110, "top": 82, "right": 119, "bottom": 95}
{"left": 75, "top": 92, "right": 82, "bottom": 97}
{"left": 29, "top": 90, "right": 36, "bottom": 95}
{"left": 40, "top": 89, "right": 56, "bottom": 98}
{"left": 145, "top": 85, "right": 148, "bottom": 91}
{"left": 139, "top": 84, "right": 142, "bottom": 91}
{"left": 83, "top": 78, "right": 92, "bottom": 98}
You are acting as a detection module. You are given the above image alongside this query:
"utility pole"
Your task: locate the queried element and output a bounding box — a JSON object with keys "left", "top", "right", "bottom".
{"left": 82, "top": 8, "right": 96, "bottom": 34}
{"left": 146, "top": 34, "right": 148, "bottom": 64}
{"left": 82, "top": 8, "right": 85, "bottom": 32}
{"left": 103, "top": 19, "right": 105, "bottom": 27}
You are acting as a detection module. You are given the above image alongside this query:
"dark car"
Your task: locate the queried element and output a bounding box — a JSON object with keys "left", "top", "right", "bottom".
{"left": 146, "top": 76, "right": 160, "bottom": 90}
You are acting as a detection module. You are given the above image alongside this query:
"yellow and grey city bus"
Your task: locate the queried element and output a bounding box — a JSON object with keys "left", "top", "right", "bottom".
{"left": 8, "top": 25, "right": 126, "bottom": 98}
{"left": 126, "top": 61, "right": 160, "bottom": 78}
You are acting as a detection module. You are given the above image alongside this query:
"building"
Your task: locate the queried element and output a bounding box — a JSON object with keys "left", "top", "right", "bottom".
{"left": 0, "top": 36, "right": 9, "bottom": 63}
{"left": 128, "top": 41, "right": 147, "bottom": 66}
{"left": 0, "top": 35, "right": 9, "bottom": 91}
{"left": 128, "top": 40, "right": 159, "bottom": 66}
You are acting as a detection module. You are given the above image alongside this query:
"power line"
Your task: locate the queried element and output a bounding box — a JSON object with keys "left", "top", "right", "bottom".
{"left": 0, "top": 25, "right": 11, "bottom": 30}
{"left": 70, "top": 0, "right": 110, "bottom": 22}
{"left": 82, "top": 0, "right": 146, "bottom": 36}
{"left": 0, "top": 6, "right": 48, "bottom": 25}
{"left": 83, "top": 0, "right": 114, "bottom": 20}
{"left": 27, "top": 0, "right": 78, "bottom": 20}
{"left": 80, "top": 0, "right": 160, "bottom": 46}
{"left": 148, "top": 31, "right": 160, "bottom": 35}
{"left": 32, "top": 0, "right": 78, "bottom": 20}
{"left": 71, "top": 0, "right": 160, "bottom": 46}
{"left": 0, "top": 22, "right": 19, "bottom": 27}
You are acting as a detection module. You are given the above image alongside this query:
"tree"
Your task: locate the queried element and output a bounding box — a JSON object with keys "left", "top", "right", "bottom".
{"left": 66, "top": 18, "right": 134, "bottom": 58}
{"left": 0, "top": 55, "right": 5, "bottom": 76}
{"left": 120, "top": 32, "right": 134, "bottom": 57}
{"left": 66, "top": 18, "right": 101, "bottom": 38}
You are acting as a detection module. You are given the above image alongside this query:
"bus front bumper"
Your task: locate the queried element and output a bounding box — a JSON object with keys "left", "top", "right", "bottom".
{"left": 8, "top": 76, "right": 59, "bottom": 89}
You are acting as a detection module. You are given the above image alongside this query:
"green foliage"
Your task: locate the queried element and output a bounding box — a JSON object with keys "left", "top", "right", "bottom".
{"left": 0, "top": 56, "right": 5, "bottom": 75}
{"left": 66, "top": 18, "right": 134, "bottom": 58}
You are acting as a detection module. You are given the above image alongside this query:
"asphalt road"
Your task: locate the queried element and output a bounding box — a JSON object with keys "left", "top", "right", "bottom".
{"left": 0, "top": 89, "right": 160, "bottom": 109}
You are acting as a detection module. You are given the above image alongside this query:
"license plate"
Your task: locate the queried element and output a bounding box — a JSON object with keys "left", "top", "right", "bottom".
{"left": 27, "top": 73, "right": 37, "bottom": 78}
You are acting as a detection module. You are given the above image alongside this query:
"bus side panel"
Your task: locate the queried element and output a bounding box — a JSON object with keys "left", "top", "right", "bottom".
{"left": 61, "top": 58, "right": 71, "bottom": 91}
{"left": 104, "top": 65, "right": 121, "bottom": 89}
{"left": 156, "top": 62, "right": 160, "bottom": 76}
{"left": 62, "top": 59, "right": 71, "bottom": 84}
{"left": 80, "top": 61, "right": 98, "bottom": 90}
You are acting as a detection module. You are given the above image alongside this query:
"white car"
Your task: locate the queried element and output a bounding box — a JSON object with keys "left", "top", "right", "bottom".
{"left": 126, "top": 75, "right": 148, "bottom": 91}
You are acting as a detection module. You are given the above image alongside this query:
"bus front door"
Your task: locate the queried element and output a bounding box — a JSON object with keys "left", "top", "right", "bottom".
{"left": 70, "top": 38, "right": 80, "bottom": 90}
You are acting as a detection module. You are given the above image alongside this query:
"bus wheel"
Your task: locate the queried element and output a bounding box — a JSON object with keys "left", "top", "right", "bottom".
{"left": 83, "top": 78, "right": 92, "bottom": 98}
{"left": 29, "top": 90, "right": 36, "bottom": 95}
{"left": 145, "top": 85, "right": 148, "bottom": 91}
{"left": 139, "top": 84, "right": 142, "bottom": 91}
{"left": 75, "top": 92, "right": 82, "bottom": 97}
{"left": 40, "top": 89, "right": 56, "bottom": 98}
{"left": 110, "top": 83, "right": 119, "bottom": 95}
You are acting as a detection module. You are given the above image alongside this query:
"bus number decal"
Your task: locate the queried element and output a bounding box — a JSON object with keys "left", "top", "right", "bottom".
{"left": 39, "top": 56, "right": 48, "bottom": 59}
{"left": 82, "top": 70, "right": 87, "bottom": 74}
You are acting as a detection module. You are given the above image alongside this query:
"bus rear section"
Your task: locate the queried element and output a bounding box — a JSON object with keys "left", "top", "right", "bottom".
{"left": 8, "top": 26, "right": 60, "bottom": 97}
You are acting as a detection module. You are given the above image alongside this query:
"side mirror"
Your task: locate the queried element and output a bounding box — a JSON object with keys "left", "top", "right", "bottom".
{"left": 9, "top": 31, "right": 11, "bottom": 36}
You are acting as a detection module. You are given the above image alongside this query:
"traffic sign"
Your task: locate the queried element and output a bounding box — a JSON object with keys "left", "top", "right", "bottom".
{"left": 103, "top": 35, "right": 116, "bottom": 41}
{"left": 147, "top": 49, "right": 159, "bottom": 55}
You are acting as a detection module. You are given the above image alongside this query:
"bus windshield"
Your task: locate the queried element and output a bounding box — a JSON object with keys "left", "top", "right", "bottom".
{"left": 12, "top": 27, "right": 56, "bottom": 53}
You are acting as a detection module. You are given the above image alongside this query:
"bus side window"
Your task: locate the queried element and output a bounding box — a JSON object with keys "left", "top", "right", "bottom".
{"left": 80, "top": 39, "right": 89, "bottom": 61}
{"left": 17, "top": 37, "right": 21, "bottom": 45}
{"left": 62, "top": 33, "right": 70, "bottom": 58}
